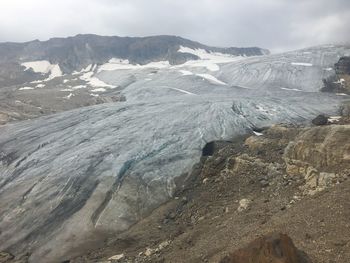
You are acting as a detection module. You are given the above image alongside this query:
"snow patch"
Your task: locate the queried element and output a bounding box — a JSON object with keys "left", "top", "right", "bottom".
{"left": 91, "top": 88, "right": 106, "bottom": 93}
{"left": 177, "top": 46, "right": 244, "bottom": 71}
{"left": 253, "top": 131, "right": 263, "bottom": 136}
{"left": 179, "top": 70, "right": 193, "bottom": 76}
{"left": 328, "top": 116, "right": 341, "bottom": 123}
{"left": 19, "top": 87, "right": 34, "bottom": 90}
{"left": 280, "top": 87, "right": 302, "bottom": 92}
{"left": 64, "top": 93, "right": 74, "bottom": 99}
{"left": 22, "top": 60, "right": 52, "bottom": 74}
{"left": 336, "top": 93, "right": 348, "bottom": 96}
{"left": 98, "top": 59, "right": 170, "bottom": 72}
{"left": 22, "top": 60, "right": 62, "bottom": 80}
{"left": 36, "top": 84, "right": 45, "bottom": 88}
{"left": 72, "top": 64, "right": 96, "bottom": 75}
{"left": 196, "top": 73, "right": 227, "bottom": 85}
{"left": 291, "top": 62, "right": 313, "bottom": 67}
{"left": 80, "top": 72, "right": 116, "bottom": 88}
{"left": 166, "top": 87, "right": 196, "bottom": 95}
{"left": 48, "top": 64, "right": 63, "bottom": 80}
{"left": 72, "top": 85, "right": 87, "bottom": 90}
{"left": 178, "top": 46, "right": 237, "bottom": 61}
{"left": 30, "top": 80, "right": 43, "bottom": 84}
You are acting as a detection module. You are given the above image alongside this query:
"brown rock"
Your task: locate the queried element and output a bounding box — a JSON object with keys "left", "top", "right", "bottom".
{"left": 284, "top": 125, "right": 350, "bottom": 169}
{"left": 219, "top": 233, "right": 310, "bottom": 263}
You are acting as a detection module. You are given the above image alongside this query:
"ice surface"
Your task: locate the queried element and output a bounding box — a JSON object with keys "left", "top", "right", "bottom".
{"left": 219, "top": 45, "right": 349, "bottom": 92}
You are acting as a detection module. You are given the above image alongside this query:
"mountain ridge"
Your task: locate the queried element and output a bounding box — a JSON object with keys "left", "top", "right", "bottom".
{"left": 0, "top": 34, "right": 269, "bottom": 87}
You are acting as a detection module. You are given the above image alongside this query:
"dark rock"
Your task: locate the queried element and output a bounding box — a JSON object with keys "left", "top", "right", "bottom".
{"left": 321, "top": 56, "right": 350, "bottom": 94}
{"left": 311, "top": 115, "right": 328, "bottom": 126}
{"left": 202, "top": 142, "right": 216, "bottom": 156}
{"left": 219, "top": 233, "right": 311, "bottom": 263}
{"left": 259, "top": 180, "right": 269, "bottom": 187}
{"left": 335, "top": 56, "right": 350, "bottom": 75}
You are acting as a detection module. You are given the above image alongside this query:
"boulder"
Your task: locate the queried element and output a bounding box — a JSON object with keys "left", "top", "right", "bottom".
{"left": 237, "top": 199, "right": 251, "bottom": 212}
{"left": 220, "top": 233, "right": 310, "bottom": 263}
{"left": 311, "top": 115, "right": 328, "bottom": 126}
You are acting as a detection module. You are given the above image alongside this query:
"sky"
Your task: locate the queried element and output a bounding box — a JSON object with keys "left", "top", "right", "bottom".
{"left": 0, "top": 0, "right": 349, "bottom": 52}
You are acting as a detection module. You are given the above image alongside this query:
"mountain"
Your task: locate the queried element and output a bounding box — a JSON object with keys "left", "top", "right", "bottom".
{"left": 0, "top": 34, "right": 268, "bottom": 87}
{"left": 0, "top": 35, "right": 349, "bottom": 263}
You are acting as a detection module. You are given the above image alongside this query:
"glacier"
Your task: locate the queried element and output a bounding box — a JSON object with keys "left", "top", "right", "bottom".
{"left": 0, "top": 44, "right": 349, "bottom": 262}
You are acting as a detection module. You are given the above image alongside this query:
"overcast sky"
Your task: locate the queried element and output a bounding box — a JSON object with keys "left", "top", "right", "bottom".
{"left": 0, "top": 0, "right": 349, "bottom": 52}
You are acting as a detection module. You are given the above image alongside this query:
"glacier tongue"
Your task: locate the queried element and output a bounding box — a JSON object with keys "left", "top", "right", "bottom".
{"left": 0, "top": 45, "right": 349, "bottom": 263}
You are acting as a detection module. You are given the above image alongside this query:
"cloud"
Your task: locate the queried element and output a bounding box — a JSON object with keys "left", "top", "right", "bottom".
{"left": 0, "top": 0, "right": 349, "bottom": 52}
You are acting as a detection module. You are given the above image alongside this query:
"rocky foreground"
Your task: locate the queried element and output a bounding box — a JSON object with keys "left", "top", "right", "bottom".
{"left": 27, "top": 105, "right": 345, "bottom": 262}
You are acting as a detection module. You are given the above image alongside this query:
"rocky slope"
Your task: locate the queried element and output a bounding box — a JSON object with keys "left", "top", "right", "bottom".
{"left": 0, "top": 42, "right": 349, "bottom": 263}
{"left": 68, "top": 114, "right": 350, "bottom": 263}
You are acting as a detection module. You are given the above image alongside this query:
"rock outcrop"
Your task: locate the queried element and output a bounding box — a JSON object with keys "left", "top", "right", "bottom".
{"left": 322, "top": 56, "right": 350, "bottom": 94}
{"left": 220, "top": 233, "right": 310, "bottom": 263}
{"left": 335, "top": 56, "right": 350, "bottom": 75}
{"left": 284, "top": 125, "right": 350, "bottom": 195}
